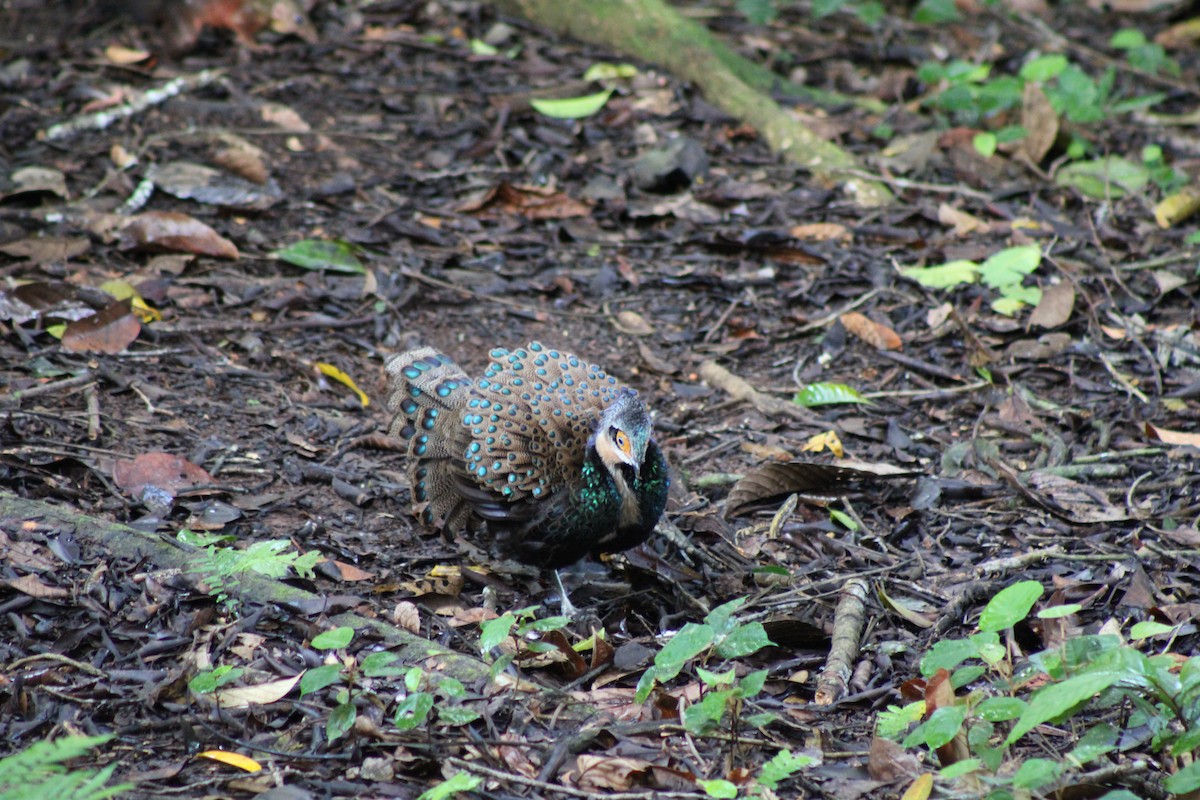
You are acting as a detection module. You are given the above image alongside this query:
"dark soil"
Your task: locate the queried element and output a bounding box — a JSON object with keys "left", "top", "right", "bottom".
{"left": 2, "top": 0, "right": 1199, "bottom": 797}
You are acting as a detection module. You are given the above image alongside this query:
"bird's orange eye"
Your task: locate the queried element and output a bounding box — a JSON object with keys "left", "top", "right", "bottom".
{"left": 615, "top": 430, "right": 632, "bottom": 456}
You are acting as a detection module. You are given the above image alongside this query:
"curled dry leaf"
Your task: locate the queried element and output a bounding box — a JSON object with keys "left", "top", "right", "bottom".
{"left": 62, "top": 298, "right": 141, "bottom": 354}
{"left": 840, "top": 311, "right": 902, "bottom": 351}
{"left": 458, "top": 181, "right": 590, "bottom": 220}
{"left": 612, "top": 310, "right": 655, "bottom": 336}
{"left": 119, "top": 211, "right": 239, "bottom": 259}
{"left": 726, "top": 461, "right": 918, "bottom": 517}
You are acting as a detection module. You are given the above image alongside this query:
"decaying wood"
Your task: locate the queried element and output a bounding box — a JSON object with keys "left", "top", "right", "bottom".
{"left": 814, "top": 577, "right": 868, "bottom": 705}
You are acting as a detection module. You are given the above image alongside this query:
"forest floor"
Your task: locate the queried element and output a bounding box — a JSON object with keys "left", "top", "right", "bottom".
{"left": 2, "top": 0, "right": 1199, "bottom": 797}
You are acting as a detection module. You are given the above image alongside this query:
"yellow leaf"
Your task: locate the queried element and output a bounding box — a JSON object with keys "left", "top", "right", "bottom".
{"left": 801, "top": 430, "right": 844, "bottom": 457}
{"left": 197, "top": 750, "right": 262, "bottom": 772}
{"left": 315, "top": 362, "right": 369, "bottom": 407}
{"left": 1154, "top": 187, "right": 1200, "bottom": 229}
{"left": 901, "top": 773, "right": 934, "bottom": 800}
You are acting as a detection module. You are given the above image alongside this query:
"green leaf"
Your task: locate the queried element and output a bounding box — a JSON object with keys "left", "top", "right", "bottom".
{"left": 634, "top": 666, "right": 659, "bottom": 704}
{"left": 920, "top": 638, "right": 980, "bottom": 676}
{"left": 829, "top": 508, "right": 858, "bottom": 531}
{"left": 697, "top": 666, "right": 738, "bottom": 687}
{"left": 736, "top": 0, "right": 778, "bottom": 24}
{"left": 973, "top": 132, "right": 997, "bottom": 158}
{"left": 654, "top": 623, "right": 716, "bottom": 681}
{"left": 1055, "top": 156, "right": 1150, "bottom": 199}
{"left": 299, "top": 664, "right": 344, "bottom": 697}
{"left": 437, "top": 706, "right": 482, "bottom": 726}
{"left": 1006, "top": 670, "right": 1125, "bottom": 744}
{"left": 684, "top": 689, "right": 733, "bottom": 734}
{"left": 530, "top": 89, "right": 614, "bottom": 119}
{"left": 1020, "top": 54, "right": 1069, "bottom": 82}
{"left": 903, "top": 705, "right": 965, "bottom": 749}
{"left": 793, "top": 382, "right": 870, "bottom": 407}
{"left": 404, "top": 665, "right": 424, "bottom": 692}
{"left": 1109, "top": 28, "right": 1146, "bottom": 49}
{"left": 975, "top": 696, "right": 1026, "bottom": 722}
{"left": 582, "top": 62, "right": 638, "bottom": 81}
{"left": 274, "top": 239, "right": 365, "bottom": 274}
{"left": 876, "top": 701, "right": 926, "bottom": 739}
{"left": 912, "top": 0, "right": 958, "bottom": 23}
{"left": 941, "top": 759, "right": 983, "bottom": 781}
{"left": 1012, "top": 758, "right": 1062, "bottom": 790}
{"left": 716, "top": 622, "right": 773, "bottom": 659}
{"left": 361, "top": 651, "right": 405, "bottom": 677}
{"left": 698, "top": 778, "right": 739, "bottom": 799}
{"left": 326, "top": 702, "right": 356, "bottom": 742}
{"left": 1130, "top": 620, "right": 1177, "bottom": 640}
{"left": 978, "top": 580, "right": 1043, "bottom": 632}
{"left": 479, "top": 613, "right": 516, "bottom": 653}
{"left": 416, "top": 771, "right": 484, "bottom": 800}
{"left": 758, "top": 749, "right": 815, "bottom": 789}
{"left": 189, "top": 665, "right": 243, "bottom": 694}
{"left": 900, "top": 260, "right": 979, "bottom": 289}
{"left": 1037, "top": 603, "right": 1082, "bottom": 619}
{"left": 991, "top": 285, "right": 1042, "bottom": 316}
{"left": 1069, "top": 723, "right": 1118, "bottom": 764}
{"left": 393, "top": 692, "right": 435, "bottom": 730}
{"left": 979, "top": 245, "right": 1041, "bottom": 289}
{"left": 311, "top": 626, "right": 355, "bottom": 650}
{"left": 739, "top": 668, "right": 769, "bottom": 697}
{"left": 525, "top": 615, "right": 572, "bottom": 632}
{"left": 704, "top": 597, "right": 748, "bottom": 634}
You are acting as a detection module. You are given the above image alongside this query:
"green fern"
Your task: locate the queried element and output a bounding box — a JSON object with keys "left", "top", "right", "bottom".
{"left": 0, "top": 734, "right": 133, "bottom": 800}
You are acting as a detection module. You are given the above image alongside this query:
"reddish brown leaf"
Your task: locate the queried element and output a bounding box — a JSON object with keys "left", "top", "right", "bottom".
{"left": 119, "top": 211, "right": 239, "bottom": 259}
{"left": 841, "top": 311, "right": 902, "bottom": 351}
{"left": 112, "top": 452, "right": 214, "bottom": 499}
{"left": 61, "top": 298, "right": 141, "bottom": 354}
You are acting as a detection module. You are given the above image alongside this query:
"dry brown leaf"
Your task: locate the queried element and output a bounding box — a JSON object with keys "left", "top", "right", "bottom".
{"left": 61, "top": 298, "right": 141, "bottom": 354}
{"left": 1026, "top": 471, "right": 1132, "bottom": 522}
{"left": 868, "top": 736, "right": 923, "bottom": 781}
{"left": 119, "top": 211, "right": 239, "bottom": 259}
{"left": 392, "top": 601, "right": 421, "bottom": 633}
{"left": 112, "top": 451, "right": 214, "bottom": 499}
{"left": 726, "top": 461, "right": 917, "bottom": 516}
{"left": 261, "top": 102, "right": 311, "bottom": 132}
{"left": 214, "top": 145, "right": 270, "bottom": 184}
{"left": 329, "top": 560, "right": 374, "bottom": 581}
{"left": 1019, "top": 82, "right": 1058, "bottom": 164}
{"left": 612, "top": 310, "right": 655, "bottom": 336}
{"left": 1146, "top": 424, "right": 1200, "bottom": 447}
{"left": 840, "top": 311, "right": 902, "bottom": 351}
{"left": 789, "top": 222, "right": 851, "bottom": 242}
{"left": 458, "top": 181, "right": 590, "bottom": 220}
{"left": 570, "top": 755, "right": 653, "bottom": 792}
{"left": 210, "top": 673, "right": 303, "bottom": 709}
{"left": 1028, "top": 281, "right": 1075, "bottom": 329}
{"left": 0, "top": 236, "right": 90, "bottom": 263}
{"left": 6, "top": 574, "right": 71, "bottom": 599}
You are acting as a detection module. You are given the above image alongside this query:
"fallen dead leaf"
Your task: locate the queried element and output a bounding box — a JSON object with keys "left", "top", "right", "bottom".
{"left": 119, "top": 211, "right": 239, "bottom": 259}
{"left": 1028, "top": 281, "right": 1075, "bottom": 329}
{"left": 112, "top": 451, "right": 214, "bottom": 499}
{"left": 841, "top": 311, "right": 902, "bottom": 351}
{"left": 61, "top": 298, "right": 141, "bottom": 354}
{"left": 209, "top": 673, "right": 303, "bottom": 708}
{"left": 6, "top": 573, "right": 71, "bottom": 599}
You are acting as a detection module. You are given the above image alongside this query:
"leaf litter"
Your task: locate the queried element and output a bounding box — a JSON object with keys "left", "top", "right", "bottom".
{"left": 0, "top": 0, "right": 1199, "bottom": 798}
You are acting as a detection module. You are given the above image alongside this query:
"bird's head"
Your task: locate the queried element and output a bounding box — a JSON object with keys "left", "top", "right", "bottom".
{"left": 593, "top": 388, "right": 653, "bottom": 485}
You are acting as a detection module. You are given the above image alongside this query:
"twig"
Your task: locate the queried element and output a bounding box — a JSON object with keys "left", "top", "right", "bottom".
{"left": 698, "top": 360, "right": 823, "bottom": 424}
{"left": 6, "top": 652, "right": 107, "bottom": 676}
{"left": 814, "top": 578, "right": 868, "bottom": 705}
{"left": 40, "top": 69, "right": 224, "bottom": 142}
{"left": 0, "top": 371, "right": 96, "bottom": 406}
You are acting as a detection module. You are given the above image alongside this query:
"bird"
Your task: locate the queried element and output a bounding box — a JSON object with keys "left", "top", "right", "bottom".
{"left": 385, "top": 342, "right": 669, "bottom": 573}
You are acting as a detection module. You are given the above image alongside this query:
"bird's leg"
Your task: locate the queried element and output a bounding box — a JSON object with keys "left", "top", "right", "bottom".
{"left": 553, "top": 569, "right": 579, "bottom": 617}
